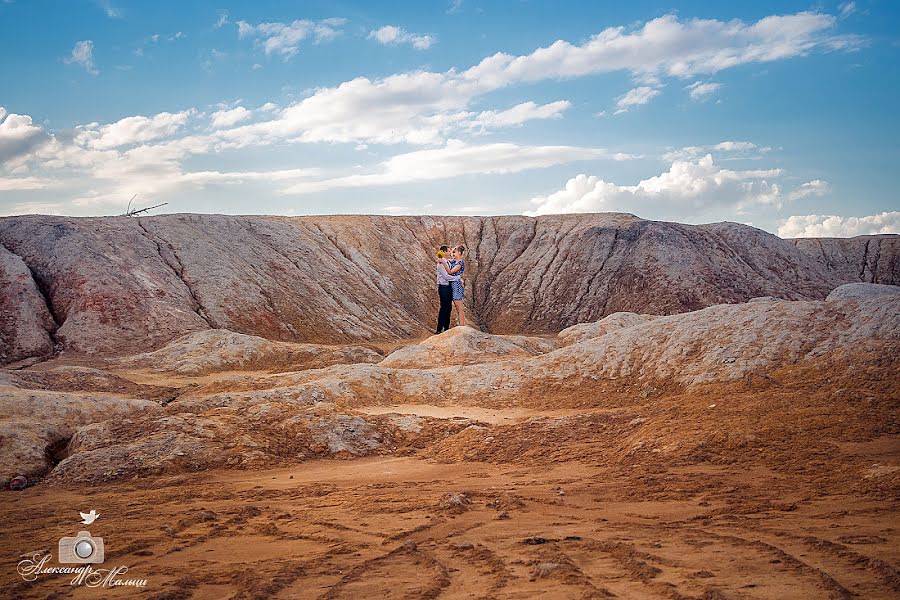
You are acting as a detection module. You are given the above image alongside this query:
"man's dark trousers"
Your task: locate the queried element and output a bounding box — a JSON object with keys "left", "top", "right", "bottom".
{"left": 436, "top": 284, "right": 453, "bottom": 332}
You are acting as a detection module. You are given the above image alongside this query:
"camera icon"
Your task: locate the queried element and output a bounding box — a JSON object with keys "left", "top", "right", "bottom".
{"left": 58, "top": 530, "right": 105, "bottom": 564}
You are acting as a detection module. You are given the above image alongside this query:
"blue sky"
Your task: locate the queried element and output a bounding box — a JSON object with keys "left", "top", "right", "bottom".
{"left": 0, "top": 0, "right": 898, "bottom": 237}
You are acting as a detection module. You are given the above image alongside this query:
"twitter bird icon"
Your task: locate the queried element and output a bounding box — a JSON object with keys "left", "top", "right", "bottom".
{"left": 80, "top": 510, "right": 99, "bottom": 525}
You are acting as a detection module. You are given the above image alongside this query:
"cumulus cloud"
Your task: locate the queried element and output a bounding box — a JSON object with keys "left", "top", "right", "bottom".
{"left": 614, "top": 86, "right": 661, "bottom": 114}
{"left": 282, "top": 139, "right": 620, "bottom": 194}
{"left": 525, "top": 154, "right": 783, "bottom": 217}
{"left": 461, "top": 12, "right": 862, "bottom": 87}
{"left": 214, "top": 77, "right": 568, "bottom": 147}
{"left": 64, "top": 40, "right": 98, "bottom": 75}
{"left": 0, "top": 109, "right": 49, "bottom": 165}
{"left": 687, "top": 81, "right": 721, "bottom": 100}
{"left": 465, "top": 100, "right": 571, "bottom": 131}
{"left": 237, "top": 18, "right": 346, "bottom": 58}
{"left": 198, "top": 11, "right": 860, "bottom": 148}
{"left": 74, "top": 110, "right": 194, "bottom": 150}
{"left": 0, "top": 176, "right": 52, "bottom": 191}
{"left": 713, "top": 141, "right": 757, "bottom": 152}
{"left": 1, "top": 9, "right": 867, "bottom": 215}
{"left": 778, "top": 211, "right": 899, "bottom": 238}
{"left": 0, "top": 201, "right": 70, "bottom": 216}
{"left": 663, "top": 141, "right": 770, "bottom": 162}
{"left": 210, "top": 106, "right": 252, "bottom": 129}
{"left": 787, "top": 179, "right": 830, "bottom": 201}
{"left": 369, "top": 25, "right": 435, "bottom": 50}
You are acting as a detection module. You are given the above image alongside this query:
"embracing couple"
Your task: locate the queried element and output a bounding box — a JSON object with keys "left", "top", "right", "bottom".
{"left": 435, "top": 244, "right": 466, "bottom": 334}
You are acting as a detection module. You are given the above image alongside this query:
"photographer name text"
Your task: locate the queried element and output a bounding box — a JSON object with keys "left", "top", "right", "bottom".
{"left": 17, "top": 552, "right": 148, "bottom": 588}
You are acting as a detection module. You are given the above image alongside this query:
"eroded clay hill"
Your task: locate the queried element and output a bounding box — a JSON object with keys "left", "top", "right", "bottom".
{"left": 0, "top": 213, "right": 897, "bottom": 364}
{"left": 2, "top": 284, "right": 897, "bottom": 487}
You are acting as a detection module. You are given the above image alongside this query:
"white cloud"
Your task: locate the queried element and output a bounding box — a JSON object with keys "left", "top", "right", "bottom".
{"left": 282, "top": 139, "right": 620, "bottom": 194}
{"left": 75, "top": 110, "right": 194, "bottom": 150}
{"left": 687, "top": 81, "right": 721, "bottom": 100}
{"left": 778, "top": 211, "right": 899, "bottom": 237}
{"left": 713, "top": 141, "right": 757, "bottom": 152}
{"left": 0, "top": 110, "right": 48, "bottom": 164}
{"left": 210, "top": 106, "right": 252, "bottom": 129}
{"left": 465, "top": 100, "right": 571, "bottom": 130}
{"left": 217, "top": 71, "right": 471, "bottom": 146}
{"left": 787, "top": 178, "right": 829, "bottom": 201}
{"left": 460, "top": 12, "right": 862, "bottom": 88}
{"left": 0, "top": 9, "right": 867, "bottom": 216}
{"left": 525, "top": 154, "right": 783, "bottom": 217}
{"left": 237, "top": 18, "right": 346, "bottom": 58}
{"left": 64, "top": 40, "right": 98, "bottom": 75}
{"left": 0, "top": 176, "right": 51, "bottom": 191}
{"left": 95, "top": 0, "right": 121, "bottom": 18}
{"left": 0, "top": 201, "right": 70, "bottom": 216}
{"left": 214, "top": 10, "right": 229, "bottom": 29}
{"left": 614, "top": 86, "right": 661, "bottom": 114}
{"left": 663, "top": 141, "right": 770, "bottom": 161}
{"left": 314, "top": 18, "right": 347, "bottom": 44}
{"left": 839, "top": 2, "right": 857, "bottom": 18}
{"left": 447, "top": 0, "right": 464, "bottom": 14}
{"left": 179, "top": 168, "right": 321, "bottom": 185}
{"left": 197, "top": 10, "right": 860, "bottom": 148}
{"left": 369, "top": 25, "right": 435, "bottom": 50}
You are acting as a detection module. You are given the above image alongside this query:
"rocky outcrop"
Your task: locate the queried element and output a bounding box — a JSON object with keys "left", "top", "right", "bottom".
{"left": 27, "top": 292, "right": 896, "bottom": 484}
{"left": 379, "top": 326, "right": 554, "bottom": 368}
{"left": 115, "top": 329, "right": 383, "bottom": 376}
{"left": 557, "top": 312, "right": 659, "bottom": 346}
{"left": 49, "top": 407, "right": 477, "bottom": 484}
{"left": 791, "top": 234, "right": 900, "bottom": 285}
{"left": 0, "top": 242, "right": 56, "bottom": 364}
{"left": 0, "top": 386, "right": 158, "bottom": 485}
{"left": 0, "top": 213, "right": 896, "bottom": 364}
{"left": 826, "top": 282, "right": 900, "bottom": 301}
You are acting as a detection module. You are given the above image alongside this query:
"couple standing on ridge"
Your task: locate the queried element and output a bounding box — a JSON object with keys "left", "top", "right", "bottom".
{"left": 435, "top": 245, "right": 466, "bottom": 334}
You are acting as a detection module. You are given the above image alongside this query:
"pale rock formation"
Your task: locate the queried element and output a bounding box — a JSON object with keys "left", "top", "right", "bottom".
{"left": 48, "top": 405, "right": 476, "bottom": 484}
{"left": 791, "top": 234, "right": 899, "bottom": 285}
{"left": 3, "top": 213, "right": 894, "bottom": 364}
{"left": 0, "top": 243, "right": 55, "bottom": 364}
{"left": 33, "top": 294, "right": 899, "bottom": 484}
{"left": 379, "top": 326, "right": 554, "bottom": 368}
{"left": 557, "top": 312, "right": 659, "bottom": 346}
{"left": 0, "top": 386, "right": 158, "bottom": 485}
{"left": 115, "top": 329, "right": 383, "bottom": 376}
{"left": 826, "top": 282, "right": 900, "bottom": 301}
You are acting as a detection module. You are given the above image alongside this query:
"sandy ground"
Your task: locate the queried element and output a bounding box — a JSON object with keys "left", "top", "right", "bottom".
{"left": 3, "top": 330, "right": 899, "bottom": 599}
{"left": 4, "top": 443, "right": 899, "bottom": 599}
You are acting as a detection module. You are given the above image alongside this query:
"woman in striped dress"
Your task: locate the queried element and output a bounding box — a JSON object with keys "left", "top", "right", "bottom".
{"left": 443, "top": 245, "right": 466, "bottom": 327}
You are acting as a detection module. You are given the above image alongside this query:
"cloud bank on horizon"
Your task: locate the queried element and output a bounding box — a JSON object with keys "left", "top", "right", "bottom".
{"left": 0, "top": 0, "right": 897, "bottom": 238}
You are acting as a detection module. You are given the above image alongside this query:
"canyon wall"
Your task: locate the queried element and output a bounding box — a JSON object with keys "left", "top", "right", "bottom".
{"left": 0, "top": 213, "right": 896, "bottom": 363}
